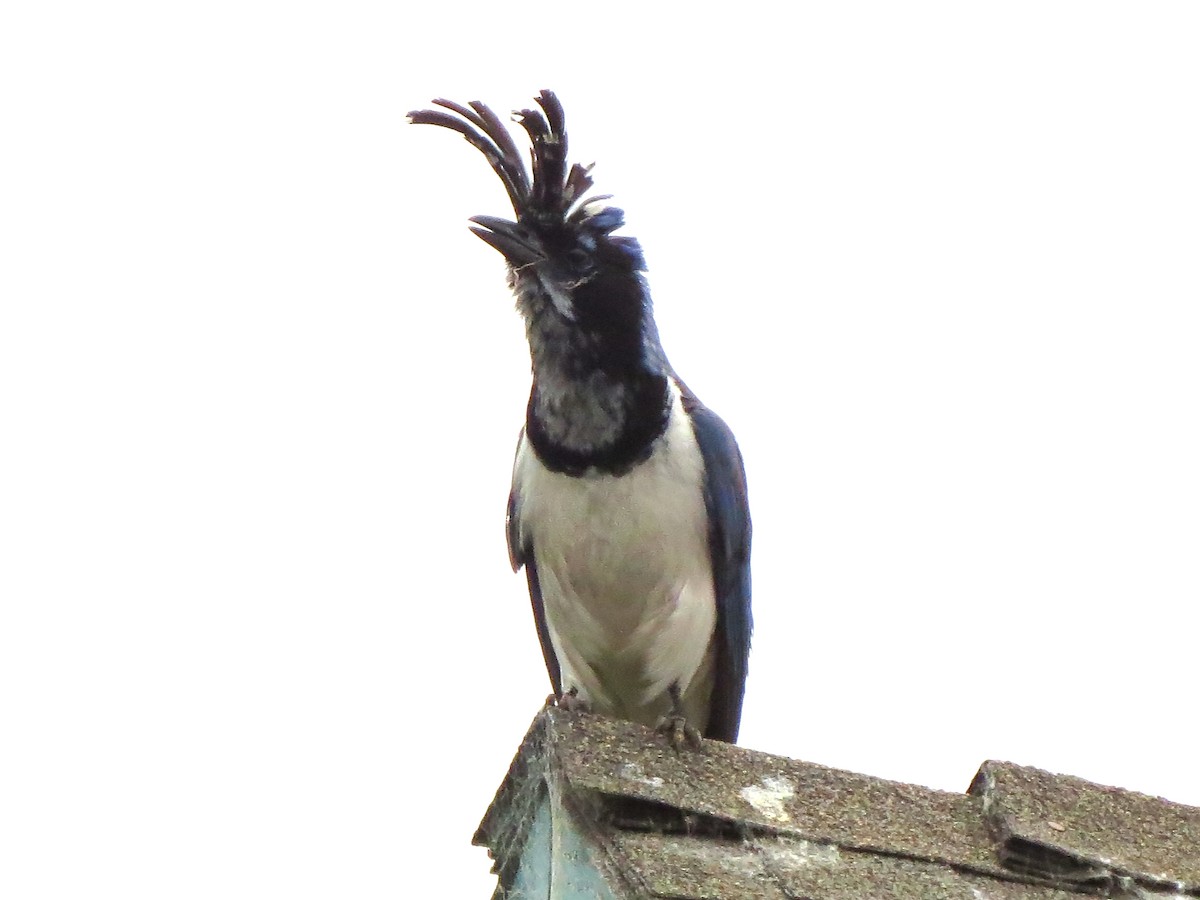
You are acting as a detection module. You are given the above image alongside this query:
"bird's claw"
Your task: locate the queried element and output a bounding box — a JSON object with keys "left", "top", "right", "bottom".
{"left": 655, "top": 713, "right": 703, "bottom": 753}
{"left": 555, "top": 688, "right": 591, "bottom": 713}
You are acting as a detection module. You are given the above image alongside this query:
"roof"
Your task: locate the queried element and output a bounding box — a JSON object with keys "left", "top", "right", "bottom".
{"left": 474, "top": 708, "right": 1200, "bottom": 899}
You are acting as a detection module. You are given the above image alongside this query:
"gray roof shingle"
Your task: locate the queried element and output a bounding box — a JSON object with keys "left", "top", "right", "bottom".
{"left": 971, "top": 759, "right": 1200, "bottom": 892}
{"left": 475, "top": 709, "right": 1200, "bottom": 899}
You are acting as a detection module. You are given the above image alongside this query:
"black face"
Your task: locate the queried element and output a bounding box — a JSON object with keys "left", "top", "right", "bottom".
{"left": 512, "top": 224, "right": 647, "bottom": 354}
{"left": 567, "top": 247, "right": 648, "bottom": 360}
{"left": 536, "top": 226, "right": 604, "bottom": 292}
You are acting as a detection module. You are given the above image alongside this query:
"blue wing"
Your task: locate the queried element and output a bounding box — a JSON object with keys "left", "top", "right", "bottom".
{"left": 680, "top": 384, "right": 753, "bottom": 743}
{"left": 506, "top": 430, "right": 563, "bottom": 696}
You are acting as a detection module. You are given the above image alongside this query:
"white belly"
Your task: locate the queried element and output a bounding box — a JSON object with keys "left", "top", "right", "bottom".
{"left": 512, "top": 384, "right": 717, "bottom": 728}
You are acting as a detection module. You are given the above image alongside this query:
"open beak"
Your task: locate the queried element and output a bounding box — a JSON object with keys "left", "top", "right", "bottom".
{"left": 468, "top": 216, "right": 545, "bottom": 268}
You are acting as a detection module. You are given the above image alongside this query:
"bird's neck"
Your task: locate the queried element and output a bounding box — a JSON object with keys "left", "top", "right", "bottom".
{"left": 525, "top": 326, "right": 671, "bottom": 476}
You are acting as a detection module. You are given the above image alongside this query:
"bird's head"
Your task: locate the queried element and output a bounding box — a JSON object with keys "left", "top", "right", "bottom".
{"left": 407, "top": 91, "right": 651, "bottom": 347}
{"left": 409, "top": 91, "right": 674, "bottom": 470}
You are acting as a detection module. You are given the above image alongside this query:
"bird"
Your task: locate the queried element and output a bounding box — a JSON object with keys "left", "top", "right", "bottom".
{"left": 408, "top": 90, "right": 751, "bottom": 746}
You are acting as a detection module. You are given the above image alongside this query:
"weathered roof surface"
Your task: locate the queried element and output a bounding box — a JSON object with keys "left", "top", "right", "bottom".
{"left": 971, "top": 759, "right": 1200, "bottom": 892}
{"left": 613, "top": 833, "right": 1084, "bottom": 900}
{"left": 475, "top": 709, "right": 1200, "bottom": 899}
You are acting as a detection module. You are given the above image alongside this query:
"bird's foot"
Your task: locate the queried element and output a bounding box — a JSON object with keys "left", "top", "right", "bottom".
{"left": 655, "top": 682, "right": 703, "bottom": 752}
{"left": 554, "top": 687, "right": 591, "bottom": 713}
{"left": 655, "top": 712, "right": 703, "bottom": 752}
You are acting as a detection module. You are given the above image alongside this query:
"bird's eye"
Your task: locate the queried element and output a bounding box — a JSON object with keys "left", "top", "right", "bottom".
{"left": 566, "top": 248, "right": 591, "bottom": 270}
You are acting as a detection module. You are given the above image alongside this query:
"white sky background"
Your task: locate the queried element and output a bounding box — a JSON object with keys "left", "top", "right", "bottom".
{"left": 3, "top": 2, "right": 1198, "bottom": 897}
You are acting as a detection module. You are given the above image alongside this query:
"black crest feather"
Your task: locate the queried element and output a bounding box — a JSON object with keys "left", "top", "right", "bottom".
{"left": 408, "top": 90, "right": 619, "bottom": 233}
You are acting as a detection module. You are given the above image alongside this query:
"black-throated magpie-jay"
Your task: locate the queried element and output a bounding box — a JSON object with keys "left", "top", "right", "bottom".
{"left": 408, "top": 91, "right": 751, "bottom": 745}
